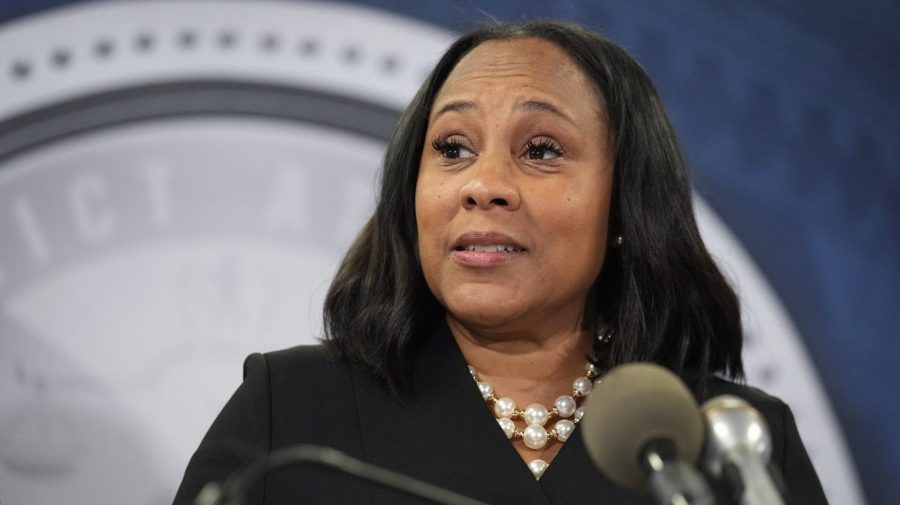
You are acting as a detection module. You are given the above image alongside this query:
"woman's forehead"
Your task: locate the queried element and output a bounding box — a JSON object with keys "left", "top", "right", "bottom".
{"left": 432, "top": 38, "right": 603, "bottom": 121}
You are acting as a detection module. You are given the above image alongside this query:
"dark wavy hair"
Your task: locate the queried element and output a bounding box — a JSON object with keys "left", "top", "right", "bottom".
{"left": 323, "top": 20, "right": 743, "bottom": 393}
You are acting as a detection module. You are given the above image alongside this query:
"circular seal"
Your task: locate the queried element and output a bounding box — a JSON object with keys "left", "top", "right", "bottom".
{"left": 0, "top": 2, "right": 862, "bottom": 504}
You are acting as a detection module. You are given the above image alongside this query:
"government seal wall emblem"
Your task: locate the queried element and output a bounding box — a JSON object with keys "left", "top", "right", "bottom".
{"left": 0, "top": 2, "right": 862, "bottom": 504}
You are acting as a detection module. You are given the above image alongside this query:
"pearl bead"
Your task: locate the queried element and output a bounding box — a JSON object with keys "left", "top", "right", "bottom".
{"left": 523, "top": 403, "right": 550, "bottom": 426}
{"left": 573, "top": 377, "right": 593, "bottom": 396}
{"left": 554, "top": 395, "right": 576, "bottom": 418}
{"left": 468, "top": 360, "right": 597, "bottom": 453}
{"left": 494, "top": 397, "right": 517, "bottom": 418}
{"left": 498, "top": 418, "right": 516, "bottom": 439}
{"left": 554, "top": 419, "right": 575, "bottom": 442}
{"left": 523, "top": 425, "right": 549, "bottom": 449}
{"left": 528, "top": 459, "right": 548, "bottom": 479}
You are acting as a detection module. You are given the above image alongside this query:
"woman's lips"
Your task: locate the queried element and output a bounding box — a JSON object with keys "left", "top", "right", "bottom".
{"left": 451, "top": 248, "right": 526, "bottom": 267}
{"left": 450, "top": 232, "right": 528, "bottom": 267}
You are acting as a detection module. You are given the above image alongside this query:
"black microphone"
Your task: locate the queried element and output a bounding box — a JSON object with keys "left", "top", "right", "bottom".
{"left": 581, "top": 363, "right": 715, "bottom": 505}
{"left": 194, "top": 444, "right": 491, "bottom": 505}
{"left": 701, "top": 395, "right": 785, "bottom": 505}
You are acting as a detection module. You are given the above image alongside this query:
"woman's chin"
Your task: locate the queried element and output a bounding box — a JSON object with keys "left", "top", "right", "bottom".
{"left": 443, "top": 298, "right": 530, "bottom": 332}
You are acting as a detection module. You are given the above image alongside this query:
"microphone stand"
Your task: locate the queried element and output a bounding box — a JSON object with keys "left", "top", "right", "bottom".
{"left": 642, "top": 439, "right": 716, "bottom": 505}
{"left": 194, "top": 444, "right": 492, "bottom": 505}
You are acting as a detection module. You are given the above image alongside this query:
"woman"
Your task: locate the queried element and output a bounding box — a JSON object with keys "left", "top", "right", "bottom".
{"left": 174, "top": 21, "right": 827, "bottom": 504}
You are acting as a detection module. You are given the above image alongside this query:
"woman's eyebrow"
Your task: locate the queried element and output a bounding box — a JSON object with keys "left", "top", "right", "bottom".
{"left": 433, "top": 100, "right": 477, "bottom": 119}
{"left": 431, "top": 99, "right": 576, "bottom": 126}
{"left": 516, "top": 100, "right": 576, "bottom": 126}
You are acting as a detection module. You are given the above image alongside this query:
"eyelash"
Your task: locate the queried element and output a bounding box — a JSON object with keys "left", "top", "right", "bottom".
{"left": 431, "top": 137, "right": 467, "bottom": 159}
{"left": 430, "top": 136, "right": 567, "bottom": 161}
{"left": 524, "top": 138, "right": 565, "bottom": 160}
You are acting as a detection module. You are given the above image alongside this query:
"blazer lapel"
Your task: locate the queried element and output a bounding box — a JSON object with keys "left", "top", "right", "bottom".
{"left": 352, "top": 322, "right": 552, "bottom": 505}
{"left": 538, "top": 425, "right": 653, "bottom": 504}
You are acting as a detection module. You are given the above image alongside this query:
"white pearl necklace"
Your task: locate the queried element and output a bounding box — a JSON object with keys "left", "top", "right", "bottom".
{"left": 468, "top": 363, "right": 600, "bottom": 479}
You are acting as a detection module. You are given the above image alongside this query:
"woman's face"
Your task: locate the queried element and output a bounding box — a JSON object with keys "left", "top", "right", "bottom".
{"left": 415, "top": 37, "right": 614, "bottom": 336}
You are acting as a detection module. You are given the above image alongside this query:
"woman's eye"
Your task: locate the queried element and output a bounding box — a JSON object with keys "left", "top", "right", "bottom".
{"left": 525, "top": 139, "right": 564, "bottom": 160}
{"left": 432, "top": 138, "right": 474, "bottom": 160}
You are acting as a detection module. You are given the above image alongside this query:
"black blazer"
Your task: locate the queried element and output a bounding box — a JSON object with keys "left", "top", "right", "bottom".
{"left": 174, "top": 323, "right": 827, "bottom": 504}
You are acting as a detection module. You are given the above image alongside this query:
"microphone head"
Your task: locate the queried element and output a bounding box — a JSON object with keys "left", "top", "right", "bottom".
{"left": 581, "top": 363, "right": 704, "bottom": 491}
{"left": 701, "top": 395, "right": 772, "bottom": 476}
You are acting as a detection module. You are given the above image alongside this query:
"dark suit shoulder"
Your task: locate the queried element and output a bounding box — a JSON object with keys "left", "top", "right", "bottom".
{"left": 173, "top": 352, "right": 276, "bottom": 504}
{"left": 175, "top": 345, "right": 371, "bottom": 504}
{"left": 263, "top": 342, "right": 338, "bottom": 366}
{"left": 706, "top": 377, "right": 785, "bottom": 409}
{"left": 253, "top": 345, "right": 365, "bottom": 453}
{"left": 260, "top": 344, "right": 349, "bottom": 388}
{"left": 706, "top": 376, "right": 774, "bottom": 398}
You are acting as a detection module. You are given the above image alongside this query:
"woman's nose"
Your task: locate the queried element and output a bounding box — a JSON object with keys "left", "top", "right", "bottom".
{"left": 459, "top": 157, "right": 521, "bottom": 211}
